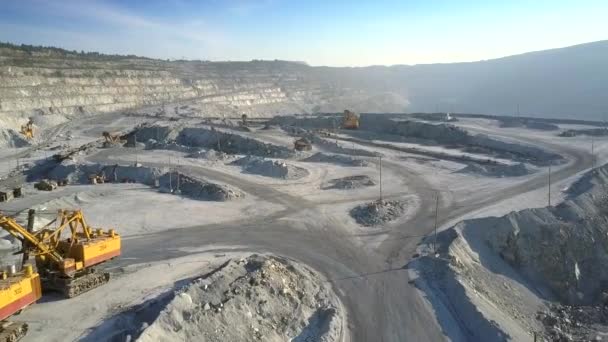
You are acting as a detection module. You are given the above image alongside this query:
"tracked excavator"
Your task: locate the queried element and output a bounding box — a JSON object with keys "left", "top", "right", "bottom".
{"left": 102, "top": 131, "right": 125, "bottom": 145}
{"left": 0, "top": 209, "right": 121, "bottom": 298}
{"left": 343, "top": 109, "right": 359, "bottom": 129}
{"left": 19, "top": 119, "right": 34, "bottom": 139}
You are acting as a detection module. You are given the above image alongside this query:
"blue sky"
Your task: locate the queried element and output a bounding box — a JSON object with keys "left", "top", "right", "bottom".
{"left": 0, "top": 0, "right": 606, "bottom": 66}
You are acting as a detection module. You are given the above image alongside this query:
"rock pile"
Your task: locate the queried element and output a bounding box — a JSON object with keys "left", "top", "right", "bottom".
{"left": 458, "top": 162, "right": 531, "bottom": 177}
{"left": 159, "top": 172, "right": 244, "bottom": 201}
{"left": 350, "top": 199, "right": 407, "bottom": 226}
{"left": 135, "top": 255, "right": 343, "bottom": 342}
{"left": 232, "top": 156, "right": 308, "bottom": 179}
{"left": 303, "top": 152, "right": 369, "bottom": 167}
{"left": 537, "top": 304, "right": 608, "bottom": 341}
{"left": 324, "top": 175, "right": 375, "bottom": 190}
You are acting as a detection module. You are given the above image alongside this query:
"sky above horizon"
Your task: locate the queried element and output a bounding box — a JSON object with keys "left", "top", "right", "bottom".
{"left": 0, "top": 0, "right": 606, "bottom": 67}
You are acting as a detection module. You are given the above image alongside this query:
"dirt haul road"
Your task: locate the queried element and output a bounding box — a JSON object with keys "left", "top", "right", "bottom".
{"left": 86, "top": 126, "right": 592, "bottom": 342}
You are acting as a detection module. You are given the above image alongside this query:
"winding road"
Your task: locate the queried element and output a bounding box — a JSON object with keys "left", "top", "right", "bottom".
{"left": 3, "top": 112, "right": 593, "bottom": 341}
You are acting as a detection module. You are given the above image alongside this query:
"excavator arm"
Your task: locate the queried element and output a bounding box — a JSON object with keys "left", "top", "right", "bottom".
{"left": 0, "top": 215, "right": 64, "bottom": 264}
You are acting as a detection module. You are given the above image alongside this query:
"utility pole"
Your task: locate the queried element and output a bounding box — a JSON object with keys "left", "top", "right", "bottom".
{"left": 169, "top": 156, "right": 172, "bottom": 192}
{"left": 548, "top": 164, "right": 552, "bottom": 206}
{"left": 379, "top": 156, "right": 383, "bottom": 201}
{"left": 23, "top": 209, "right": 35, "bottom": 265}
{"left": 592, "top": 135, "right": 596, "bottom": 172}
{"left": 433, "top": 191, "right": 439, "bottom": 254}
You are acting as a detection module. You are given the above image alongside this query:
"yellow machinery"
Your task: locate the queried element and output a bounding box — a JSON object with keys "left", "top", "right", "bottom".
{"left": 19, "top": 119, "right": 33, "bottom": 139}
{"left": 0, "top": 210, "right": 121, "bottom": 298}
{"left": 102, "top": 131, "right": 124, "bottom": 144}
{"left": 0, "top": 264, "right": 41, "bottom": 342}
{"left": 343, "top": 109, "right": 359, "bottom": 129}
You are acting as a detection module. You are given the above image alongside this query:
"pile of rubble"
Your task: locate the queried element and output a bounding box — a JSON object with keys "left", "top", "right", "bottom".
{"left": 324, "top": 175, "right": 375, "bottom": 190}
{"left": 132, "top": 255, "right": 343, "bottom": 342}
{"left": 0, "top": 128, "right": 30, "bottom": 148}
{"left": 537, "top": 304, "right": 608, "bottom": 341}
{"left": 458, "top": 162, "right": 531, "bottom": 177}
{"left": 303, "top": 152, "right": 369, "bottom": 167}
{"left": 159, "top": 172, "right": 244, "bottom": 201}
{"left": 350, "top": 199, "right": 407, "bottom": 226}
{"left": 231, "top": 156, "right": 308, "bottom": 179}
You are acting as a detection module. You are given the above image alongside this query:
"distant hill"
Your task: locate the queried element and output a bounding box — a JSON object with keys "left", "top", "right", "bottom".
{"left": 0, "top": 40, "right": 606, "bottom": 122}
{"left": 391, "top": 40, "right": 608, "bottom": 120}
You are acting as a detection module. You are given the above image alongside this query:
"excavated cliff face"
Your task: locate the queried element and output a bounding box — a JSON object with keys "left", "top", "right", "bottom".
{"left": 0, "top": 46, "right": 408, "bottom": 131}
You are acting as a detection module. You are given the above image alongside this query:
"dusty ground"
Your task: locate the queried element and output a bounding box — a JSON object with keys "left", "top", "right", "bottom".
{"left": 0, "top": 110, "right": 605, "bottom": 341}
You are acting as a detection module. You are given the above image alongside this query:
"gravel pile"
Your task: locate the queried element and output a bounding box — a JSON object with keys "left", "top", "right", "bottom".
{"left": 0, "top": 128, "right": 30, "bottom": 148}
{"left": 350, "top": 199, "right": 407, "bottom": 226}
{"left": 537, "top": 304, "right": 608, "bottom": 341}
{"left": 177, "top": 127, "right": 295, "bottom": 158}
{"left": 458, "top": 162, "right": 532, "bottom": 177}
{"left": 232, "top": 156, "right": 309, "bottom": 179}
{"left": 159, "top": 172, "right": 244, "bottom": 201}
{"left": 131, "top": 255, "right": 343, "bottom": 342}
{"left": 303, "top": 152, "right": 369, "bottom": 167}
{"left": 187, "top": 149, "right": 230, "bottom": 161}
{"left": 324, "top": 175, "right": 375, "bottom": 190}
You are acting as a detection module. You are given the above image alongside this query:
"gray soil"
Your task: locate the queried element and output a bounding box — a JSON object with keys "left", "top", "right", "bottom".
{"left": 159, "top": 171, "right": 244, "bottom": 201}
{"left": 414, "top": 163, "right": 608, "bottom": 341}
{"left": 350, "top": 199, "right": 407, "bottom": 226}
{"left": 231, "top": 156, "right": 309, "bottom": 179}
{"left": 0, "top": 128, "right": 30, "bottom": 148}
{"left": 132, "top": 124, "right": 295, "bottom": 158}
{"left": 457, "top": 162, "right": 532, "bottom": 177}
{"left": 84, "top": 255, "right": 344, "bottom": 342}
{"left": 303, "top": 152, "right": 369, "bottom": 167}
{"left": 323, "top": 175, "right": 375, "bottom": 190}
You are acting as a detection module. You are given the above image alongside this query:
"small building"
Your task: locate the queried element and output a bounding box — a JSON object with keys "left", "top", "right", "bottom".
{"left": 0, "top": 189, "right": 14, "bottom": 203}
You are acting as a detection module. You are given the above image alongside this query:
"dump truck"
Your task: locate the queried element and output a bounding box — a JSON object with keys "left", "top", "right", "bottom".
{"left": 0, "top": 209, "right": 121, "bottom": 298}
{"left": 34, "top": 180, "right": 58, "bottom": 191}
{"left": 294, "top": 137, "right": 312, "bottom": 151}
{"left": 343, "top": 110, "right": 359, "bottom": 129}
{"left": 19, "top": 119, "right": 33, "bottom": 140}
{"left": 0, "top": 264, "right": 42, "bottom": 342}
{"left": 102, "top": 131, "right": 125, "bottom": 147}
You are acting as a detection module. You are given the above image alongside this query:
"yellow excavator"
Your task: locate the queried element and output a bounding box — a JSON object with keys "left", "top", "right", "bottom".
{"left": 343, "top": 109, "right": 359, "bottom": 129}
{"left": 0, "top": 209, "right": 121, "bottom": 298}
{"left": 19, "top": 119, "right": 34, "bottom": 139}
{"left": 0, "top": 263, "right": 41, "bottom": 342}
{"left": 102, "top": 131, "right": 125, "bottom": 144}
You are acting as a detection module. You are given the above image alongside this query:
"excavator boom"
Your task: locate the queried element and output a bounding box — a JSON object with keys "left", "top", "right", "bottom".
{"left": 0, "top": 210, "right": 120, "bottom": 298}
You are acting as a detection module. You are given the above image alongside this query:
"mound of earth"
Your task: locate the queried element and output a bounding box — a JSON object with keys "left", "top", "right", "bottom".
{"left": 324, "top": 175, "right": 375, "bottom": 190}
{"left": 232, "top": 156, "right": 309, "bottom": 179}
{"left": 187, "top": 149, "right": 230, "bottom": 161}
{"left": 457, "top": 162, "right": 531, "bottom": 177}
{"left": 303, "top": 152, "right": 368, "bottom": 167}
{"left": 130, "top": 124, "right": 295, "bottom": 158}
{"left": 350, "top": 199, "right": 407, "bottom": 226}
{"left": 412, "top": 163, "right": 608, "bottom": 341}
{"left": 134, "top": 255, "right": 344, "bottom": 342}
{"left": 0, "top": 128, "right": 30, "bottom": 148}
{"left": 159, "top": 172, "right": 244, "bottom": 201}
